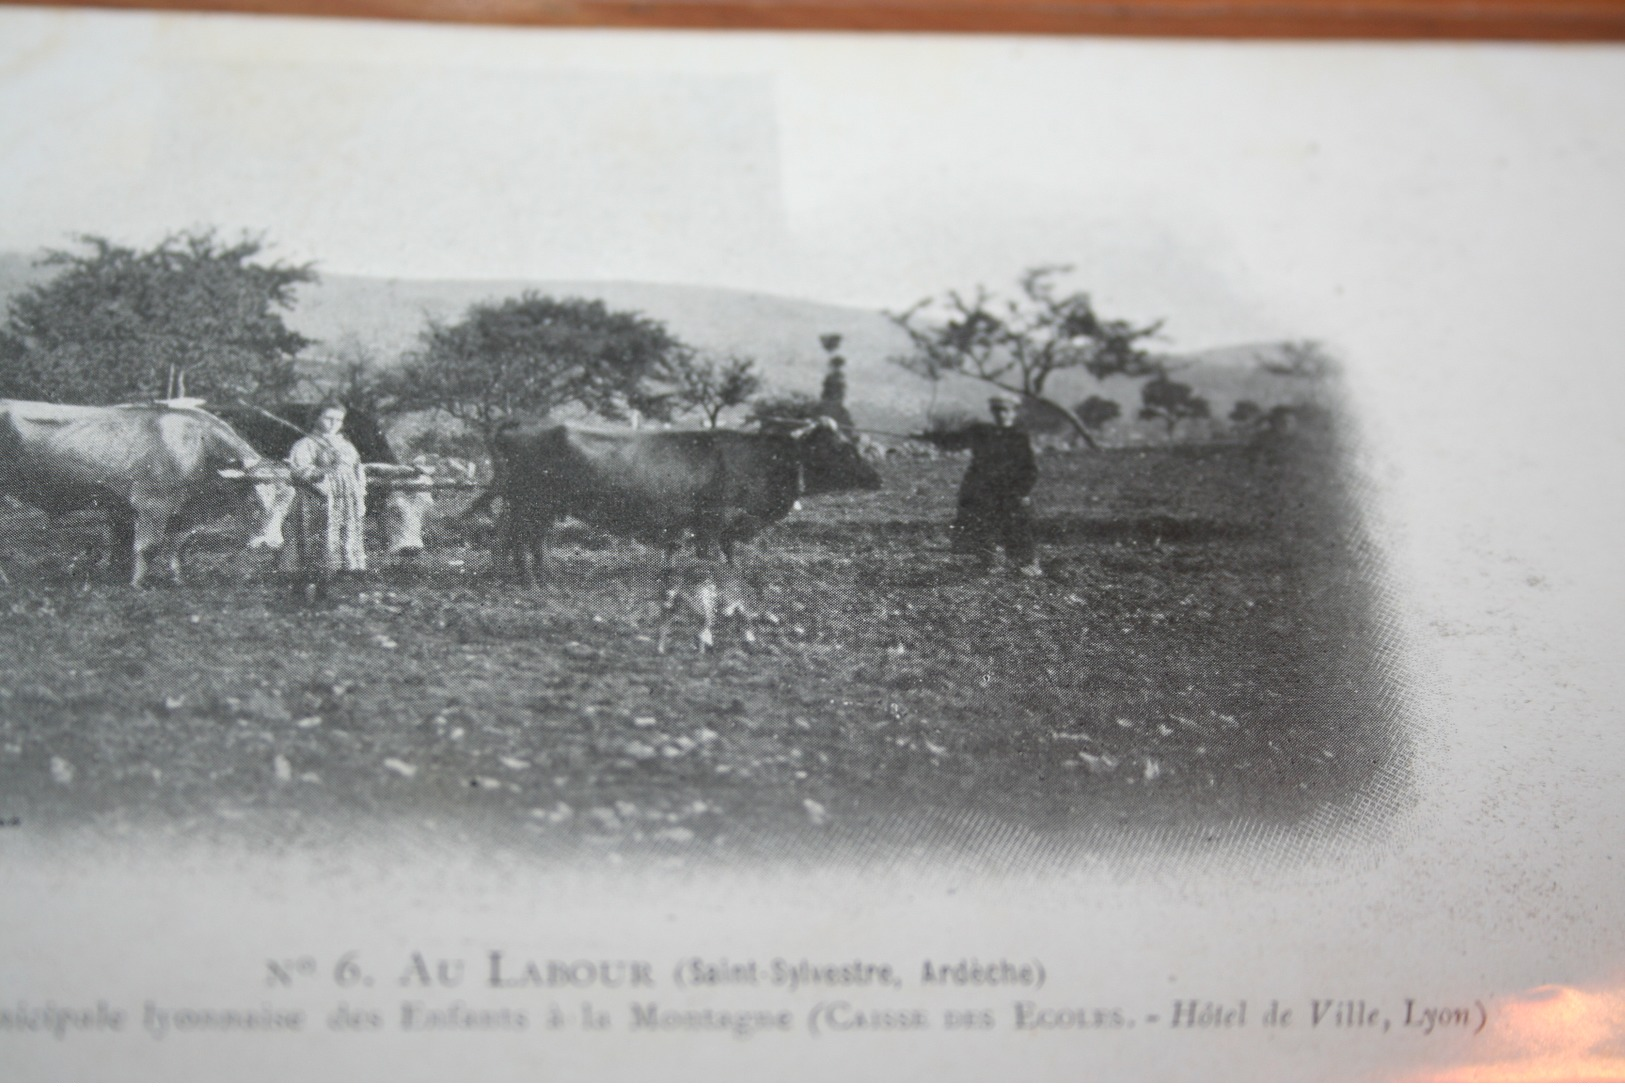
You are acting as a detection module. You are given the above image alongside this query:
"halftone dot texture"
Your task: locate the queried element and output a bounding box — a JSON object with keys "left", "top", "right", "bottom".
{"left": 0, "top": 389, "right": 1413, "bottom": 875}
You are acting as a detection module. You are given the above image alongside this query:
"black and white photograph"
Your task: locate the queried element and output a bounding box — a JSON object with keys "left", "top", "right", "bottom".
{"left": 0, "top": 6, "right": 1621, "bottom": 1079}
{"left": 0, "top": 15, "right": 1399, "bottom": 864}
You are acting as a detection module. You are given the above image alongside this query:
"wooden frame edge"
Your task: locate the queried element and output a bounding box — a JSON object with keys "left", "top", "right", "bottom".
{"left": 10, "top": 0, "right": 1625, "bottom": 40}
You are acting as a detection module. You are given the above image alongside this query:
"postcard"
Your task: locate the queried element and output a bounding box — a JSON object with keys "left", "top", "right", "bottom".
{"left": 0, "top": 6, "right": 1621, "bottom": 1078}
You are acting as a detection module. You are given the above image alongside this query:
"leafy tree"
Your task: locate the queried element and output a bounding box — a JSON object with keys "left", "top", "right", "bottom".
{"left": 1074, "top": 394, "right": 1121, "bottom": 432}
{"left": 668, "top": 351, "right": 762, "bottom": 428}
{"left": 385, "top": 292, "right": 683, "bottom": 441}
{"left": 747, "top": 391, "right": 825, "bottom": 431}
{"left": 1235, "top": 401, "right": 1340, "bottom": 462}
{"left": 889, "top": 265, "right": 1164, "bottom": 445}
{"left": 1229, "top": 399, "right": 1265, "bottom": 434}
{"left": 1139, "top": 375, "right": 1211, "bottom": 439}
{"left": 0, "top": 230, "right": 315, "bottom": 403}
{"left": 304, "top": 334, "right": 388, "bottom": 415}
{"left": 1261, "top": 339, "right": 1339, "bottom": 380}
{"left": 1246, "top": 402, "right": 1334, "bottom": 438}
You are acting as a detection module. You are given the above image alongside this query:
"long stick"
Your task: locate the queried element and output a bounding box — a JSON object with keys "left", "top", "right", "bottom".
{"left": 755, "top": 414, "right": 1095, "bottom": 447}
{"left": 753, "top": 415, "right": 921, "bottom": 442}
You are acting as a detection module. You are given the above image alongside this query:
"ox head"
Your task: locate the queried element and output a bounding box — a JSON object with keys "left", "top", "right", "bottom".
{"left": 248, "top": 479, "right": 295, "bottom": 550}
{"left": 382, "top": 469, "right": 436, "bottom": 556}
{"left": 224, "top": 460, "right": 438, "bottom": 556}
{"left": 218, "top": 461, "right": 297, "bottom": 551}
{"left": 372, "top": 460, "right": 454, "bottom": 556}
{"left": 788, "top": 417, "right": 883, "bottom": 496}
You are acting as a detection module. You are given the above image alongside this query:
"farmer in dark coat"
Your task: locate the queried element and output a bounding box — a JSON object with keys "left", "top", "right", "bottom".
{"left": 818, "top": 354, "right": 855, "bottom": 431}
{"left": 918, "top": 394, "right": 1042, "bottom": 576}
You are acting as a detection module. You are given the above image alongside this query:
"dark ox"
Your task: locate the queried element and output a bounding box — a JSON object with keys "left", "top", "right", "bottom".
{"left": 208, "top": 403, "right": 434, "bottom": 556}
{"left": 0, "top": 399, "right": 283, "bottom": 587}
{"left": 490, "top": 419, "right": 882, "bottom": 585}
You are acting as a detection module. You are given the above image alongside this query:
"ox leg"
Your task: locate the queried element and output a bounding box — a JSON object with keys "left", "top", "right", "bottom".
{"left": 695, "top": 583, "right": 717, "bottom": 653}
{"left": 129, "top": 504, "right": 176, "bottom": 589}
{"left": 529, "top": 534, "right": 548, "bottom": 589}
{"left": 169, "top": 521, "right": 216, "bottom": 584}
{"left": 656, "top": 582, "right": 680, "bottom": 655}
{"left": 105, "top": 511, "right": 136, "bottom": 582}
{"left": 528, "top": 522, "right": 555, "bottom": 588}
{"left": 728, "top": 603, "right": 757, "bottom": 650}
{"left": 169, "top": 530, "right": 192, "bottom": 583}
{"left": 691, "top": 518, "right": 725, "bottom": 563}
{"left": 499, "top": 511, "right": 543, "bottom": 588}
{"left": 497, "top": 509, "right": 521, "bottom": 584}
{"left": 719, "top": 515, "right": 762, "bottom": 566}
{"left": 515, "top": 533, "right": 543, "bottom": 590}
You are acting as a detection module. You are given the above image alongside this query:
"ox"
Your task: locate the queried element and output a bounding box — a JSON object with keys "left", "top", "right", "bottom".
{"left": 489, "top": 418, "right": 882, "bottom": 586}
{"left": 0, "top": 399, "right": 283, "bottom": 587}
{"left": 208, "top": 403, "right": 435, "bottom": 556}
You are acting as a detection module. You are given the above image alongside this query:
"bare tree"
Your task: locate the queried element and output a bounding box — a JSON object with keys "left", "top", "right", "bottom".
{"left": 889, "top": 265, "right": 1164, "bottom": 446}
{"left": 1139, "top": 375, "right": 1211, "bottom": 440}
{"left": 669, "top": 351, "right": 762, "bottom": 428}
{"left": 1261, "top": 340, "right": 1339, "bottom": 381}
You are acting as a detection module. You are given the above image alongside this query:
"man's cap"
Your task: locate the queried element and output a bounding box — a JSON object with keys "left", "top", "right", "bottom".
{"left": 988, "top": 394, "right": 1020, "bottom": 408}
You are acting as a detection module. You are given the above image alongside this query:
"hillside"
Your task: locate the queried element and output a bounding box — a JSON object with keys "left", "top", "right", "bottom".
{"left": 0, "top": 251, "right": 1316, "bottom": 438}
{"left": 296, "top": 274, "right": 932, "bottom": 430}
{"left": 290, "top": 274, "right": 1308, "bottom": 437}
{"left": 0, "top": 250, "right": 44, "bottom": 302}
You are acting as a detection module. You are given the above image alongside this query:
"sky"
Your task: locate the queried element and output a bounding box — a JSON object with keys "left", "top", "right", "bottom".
{"left": 1, "top": 9, "right": 1623, "bottom": 355}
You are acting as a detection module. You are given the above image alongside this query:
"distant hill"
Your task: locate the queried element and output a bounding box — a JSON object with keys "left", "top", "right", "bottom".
{"left": 295, "top": 273, "right": 933, "bottom": 430}
{"left": 0, "top": 250, "right": 1321, "bottom": 440}
{"left": 0, "top": 250, "right": 45, "bottom": 303}
{"left": 290, "top": 274, "right": 1313, "bottom": 438}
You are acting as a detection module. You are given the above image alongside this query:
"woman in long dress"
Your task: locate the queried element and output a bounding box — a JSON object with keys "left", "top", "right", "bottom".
{"left": 281, "top": 403, "right": 367, "bottom": 600}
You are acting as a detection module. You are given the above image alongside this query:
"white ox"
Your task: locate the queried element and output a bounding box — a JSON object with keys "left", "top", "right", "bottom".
{"left": 245, "top": 464, "right": 436, "bottom": 556}
{"left": 0, "top": 399, "right": 286, "bottom": 586}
